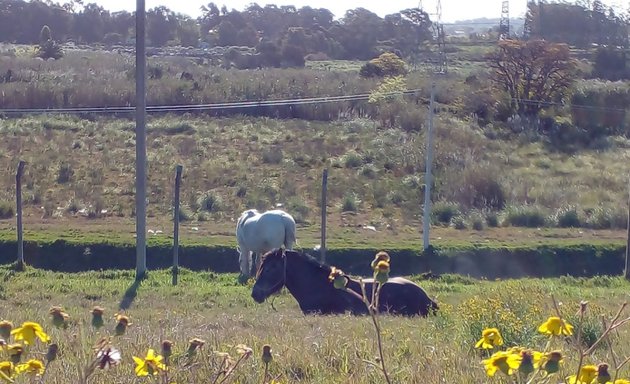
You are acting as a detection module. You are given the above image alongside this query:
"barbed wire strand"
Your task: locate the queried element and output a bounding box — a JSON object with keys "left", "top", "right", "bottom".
{"left": 0, "top": 89, "right": 422, "bottom": 115}
{"left": 0, "top": 89, "right": 626, "bottom": 115}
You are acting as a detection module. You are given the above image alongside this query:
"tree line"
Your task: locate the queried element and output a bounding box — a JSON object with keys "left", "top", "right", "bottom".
{"left": 524, "top": 0, "right": 628, "bottom": 48}
{"left": 1, "top": 1, "right": 627, "bottom": 64}
{"left": 0, "top": 0, "right": 433, "bottom": 61}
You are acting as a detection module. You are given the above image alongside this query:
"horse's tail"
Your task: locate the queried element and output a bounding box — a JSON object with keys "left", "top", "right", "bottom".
{"left": 283, "top": 214, "right": 297, "bottom": 249}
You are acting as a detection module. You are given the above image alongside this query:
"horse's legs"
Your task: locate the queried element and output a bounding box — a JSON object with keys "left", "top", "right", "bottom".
{"left": 255, "top": 251, "right": 264, "bottom": 273}
{"left": 239, "top": 248, "right": 252, "bottom": 278}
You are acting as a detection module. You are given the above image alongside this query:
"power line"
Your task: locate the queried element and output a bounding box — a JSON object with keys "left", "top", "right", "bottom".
{"left": 0, "top": 89, "right": 423, "bottom": 115}
{"left": 514, "top": 97, "right": 628, "bottom": 113}
{"left": 0, "top": 89, "right": 626, "bottom": 116}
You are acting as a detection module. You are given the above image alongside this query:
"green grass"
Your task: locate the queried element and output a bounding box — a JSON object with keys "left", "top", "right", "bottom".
{"left": 2, "top": 113, "right": 630, "bottom": 241}
{"left": 2, "top": 267, "right": 630, "bottom": 383}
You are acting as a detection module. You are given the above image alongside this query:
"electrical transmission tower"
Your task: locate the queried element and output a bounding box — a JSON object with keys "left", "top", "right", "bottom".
{"left": 499, "top": 1, "right": 510, "bottom": 40}
{"left": 419, "top": 0, "right": 448, "bottom": 74}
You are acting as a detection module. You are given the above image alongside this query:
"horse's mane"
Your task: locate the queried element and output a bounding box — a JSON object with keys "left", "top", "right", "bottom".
{"left": 263, "top": 249, "right": 331, "bottom": 274}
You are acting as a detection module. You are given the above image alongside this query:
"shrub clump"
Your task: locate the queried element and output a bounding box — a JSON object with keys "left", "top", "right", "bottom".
{"left": 431, "top": 201, "right": 461, "bottom": 225}
{"left": 553, "top": 205, "right": 581, "bottom": 228}
{"left": 359, "top": 52, "right": 407, "bottom": 78}
{"left": 0, "top": 200, "right": 15, "bottom": 219}
{"left": 196, "top": 191, "right": 223, "bottom": 213}
{"left": 341, "top": 192, "right": 361, "bottom": 212}
{"left": 585, "top": 205, "right": 627, "bottom": 229}
{"left": 502, "top": 205, "right": 548, "bottom": 228}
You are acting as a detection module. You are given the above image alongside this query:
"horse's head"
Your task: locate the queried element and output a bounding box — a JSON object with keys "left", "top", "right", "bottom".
{"left": 251, "top": 248, "right": 286, "bottom": 303}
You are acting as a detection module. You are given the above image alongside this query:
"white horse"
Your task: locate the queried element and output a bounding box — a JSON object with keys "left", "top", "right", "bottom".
{"left": 236, "top": 209, "right": 297, "bottom": 278}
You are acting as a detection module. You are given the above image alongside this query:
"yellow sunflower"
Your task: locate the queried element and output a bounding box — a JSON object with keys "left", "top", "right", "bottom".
{"left": 567, "top": 365, "right": 598, "bottom": 384}
{"left": 538, "top": 316, "right": 574, "bottom": 336}
{"left": 133, "top": 349, "right": 166, "bottom": 376}
{"left": 10, "top": 322, "right": 49, "bottom": 345}
{"left": 15, "top": 359, "right": 45, "bottom": 376}
{"left": 475, "top": 328, "right": 504, "bottom": 349}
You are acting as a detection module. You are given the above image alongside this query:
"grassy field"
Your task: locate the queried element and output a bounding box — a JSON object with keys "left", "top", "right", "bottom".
{"left": 1, "top": 45, "right": 629, "bottom": 252}
{"left": 1, "top": 113, "right": 630, "bottom": 250}
{"left": 2, "top": 266, "right": 630, "bottom": 383}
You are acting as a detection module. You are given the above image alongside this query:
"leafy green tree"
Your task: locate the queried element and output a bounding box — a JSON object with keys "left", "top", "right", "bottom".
{"left": 146, "top": 6, "right": 177, "bottom": 46}
{"left": 177, "top": 16, "right": 200, "bottom": 47}
{"left": 360, "top": 52, "right": 407, "bottom": 78}
{"left": 74, "top": 3, "right": 107, "bottom": 43}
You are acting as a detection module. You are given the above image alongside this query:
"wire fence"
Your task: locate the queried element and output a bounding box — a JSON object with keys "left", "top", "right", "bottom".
{"left": 0, "top": 89, "right": 626, "bottom": 116}
{"left": 0, "top": 89, "right": 423, "bottom": 116}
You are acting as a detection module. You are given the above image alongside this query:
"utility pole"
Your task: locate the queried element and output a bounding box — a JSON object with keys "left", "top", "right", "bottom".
{"left": 422, "top": 84, "right": 436, "bottom": 250}
{"left": 135, "top": 0, "right": 147, "bottom": 280}
{"left": 320, "top": 169, "right": 328, "bottom": 263}
{"left": 625, "top": 178, "right": 630, "bottom": 280}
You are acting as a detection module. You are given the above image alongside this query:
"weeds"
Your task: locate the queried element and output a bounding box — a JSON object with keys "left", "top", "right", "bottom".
{"left": 0, "top": 201, "right": 14, "bottom": 219}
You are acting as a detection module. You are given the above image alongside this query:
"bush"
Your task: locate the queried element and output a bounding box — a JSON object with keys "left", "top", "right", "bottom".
{"left": 57, "top": 163, "right": 74, "bottom": 184}
{"left": 36, "top": 25, "right": 63, "bottom": 60}
{"left": 585, "top": 205, "right": 627, "bottom": 229}
{"left": 341, "top": 192, "right": 361, "bottom": 212}
{"left": 442, "top": 165, "right": 506, "bottom": 210}
{"left": 571, "top": 80, "right": 630, "bottom": 137}
{"left": 554, "top": 205, "right": 581, "bottom": 228}
{"left": 343, "top": 151, "right": 363, "bottom": 168}
{"left": 281, "top": 44, "right": 306, "bottom": 68}
{"left": 468, "top": 210, "right": 486, "bottom": 230}
{"left": 177, "top": 205, "right": 194, "bottom": 222}
{"left": 398, "top": 103, "right": 426, "bottom": 132}
{"left": 359, "top": 62, "right": 383, "bottom": 78}
{"left": 196, "top": 191, "right": 223, "bottom": 213}
{"left": 592, "top": 47, "right": 629, "bottom": 81}
{"left": 451, "top": 215, "right": 467, "bottom": 230}
{"left": 286, "top": 197, "right": 310, "bottom": 224}
{"left": 359, "top": 164, "right": 378, "bottom": 179}
{"left": 0, "top": 201, "right": 14, "bottom": 219}
{"left": 431, "top": 201, "right": 460, "bottom": 225}
{"left": 485, "top": 211, "right": 499, "bottom": 227}
{"left": 37, "top": 40, "right": 64, "bottom": 60}
{"left": 461, "top": 87, "right": 498, "bottom": 124}
{"left": 502, "top": 205, "right": 548, "bottom": 228}
{"left": 261, "top": 148, "right": 283, "bottom": 164}
{"left": 359, "top": 52, "right": 407, "bottom": 78}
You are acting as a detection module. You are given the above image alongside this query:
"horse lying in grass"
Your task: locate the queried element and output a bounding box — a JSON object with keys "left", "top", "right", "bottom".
{"left": 251, "top": 249, "right": 439, "bottom": 317}
{"left": 235, "top": 209, "right": 296, "bottom": 279}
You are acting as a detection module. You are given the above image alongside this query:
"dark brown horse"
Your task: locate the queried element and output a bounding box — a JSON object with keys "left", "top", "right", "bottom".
{"left": 251, "top": 249, "right": 439, "bottom": 317}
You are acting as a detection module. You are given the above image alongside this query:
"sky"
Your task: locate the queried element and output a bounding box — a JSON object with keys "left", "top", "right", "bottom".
{"left": 92, "top": 0, "right": 627, "bottom": 23}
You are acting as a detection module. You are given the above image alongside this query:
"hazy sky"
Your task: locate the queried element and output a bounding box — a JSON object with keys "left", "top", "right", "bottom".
{"left": 93, "top": 0, "right": 626, "bottom": 23}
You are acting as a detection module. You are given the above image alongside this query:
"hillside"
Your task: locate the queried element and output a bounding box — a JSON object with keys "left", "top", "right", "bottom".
{"left": 0, "top": 43, "right": 629, "bottom": 249}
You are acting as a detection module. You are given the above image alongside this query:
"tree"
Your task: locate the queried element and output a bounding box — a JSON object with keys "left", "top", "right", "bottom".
{"left": 37, "top": 24, "right": 63, "bottom": 60}
{"left": 360, "top": 52, "right": 407, "bottom": 78}
{"left": 74, "top": 3, "right": 108, "bottom": 43}
{"left": 177, "top": 16, "right": 200, "bottom": 47}
{"left": 146, "top": 6, "right": 177, "bottom": 46}
{"left": 487, "top": 39, "right": 577, "bottom": 116}
{"left": 592, "top": 47, "right": 629, "bottom": 81}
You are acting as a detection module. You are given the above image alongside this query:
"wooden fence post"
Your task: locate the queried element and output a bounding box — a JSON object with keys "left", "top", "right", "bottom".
{"left": 16, "top": 160, "right": 26, "bottom": 270}
{"left": 625, "top": 178, "right": 630, "bottom": 280}
{"left": 172, "top": 165, "right": 183, "bottom": 286}
{"left": 320, "top": 168, "right": 328, "bottom": 263}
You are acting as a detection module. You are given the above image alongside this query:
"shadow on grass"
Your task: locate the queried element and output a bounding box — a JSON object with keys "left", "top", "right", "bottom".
{"left": 119, "top": 274, "right": 146, "bottom": 310}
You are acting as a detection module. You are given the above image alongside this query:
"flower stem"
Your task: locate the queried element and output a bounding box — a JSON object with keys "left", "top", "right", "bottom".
{"left": 261, "top": 362, "right": 269, "bottom": 384}
{"left": 370, "top": 282, "right": 391, "bottom": 384}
